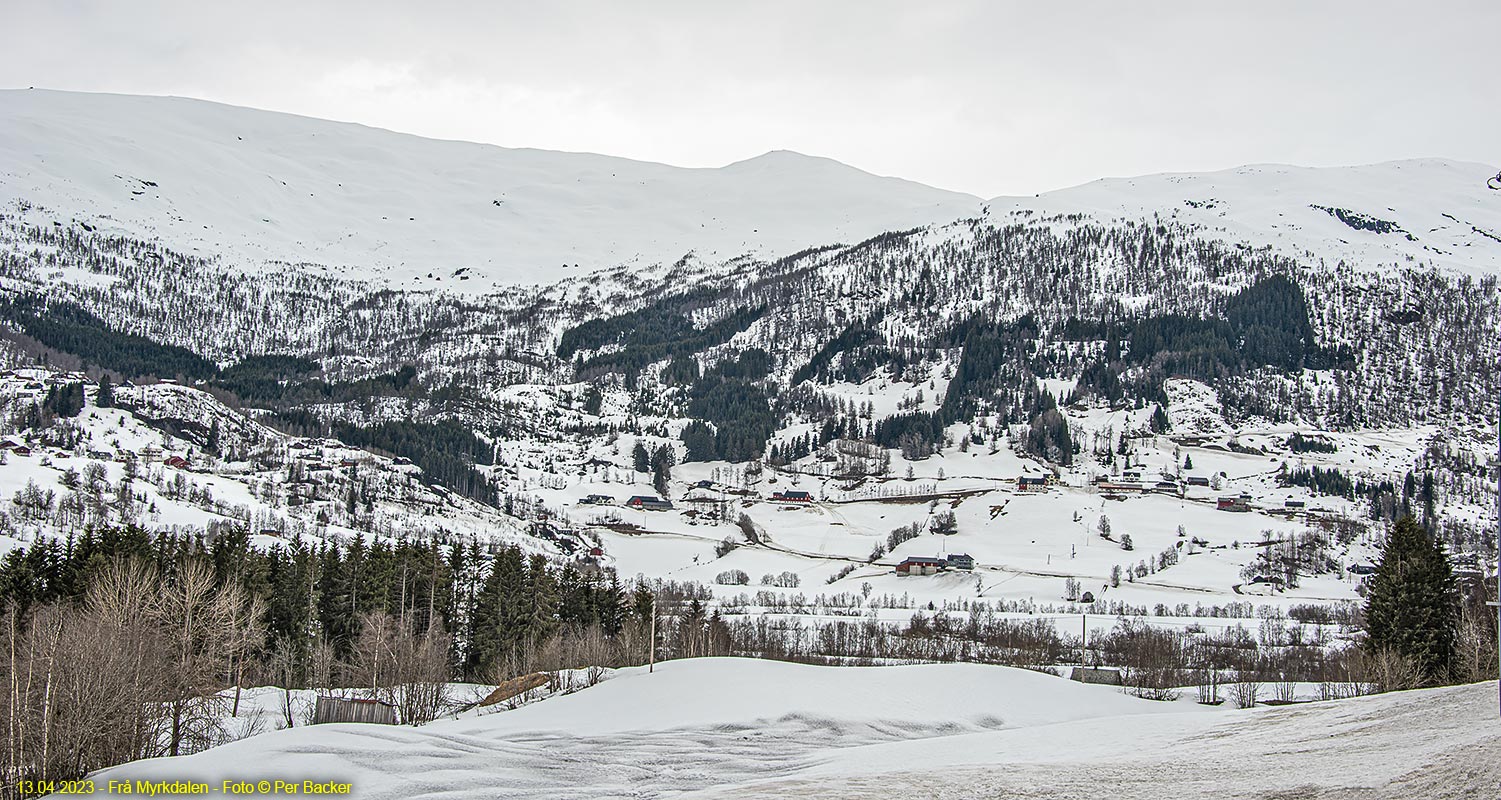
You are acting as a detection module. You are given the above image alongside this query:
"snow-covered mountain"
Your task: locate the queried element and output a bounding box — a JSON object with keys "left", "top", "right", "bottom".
{"left": 0, "top": 89, "right": 979, "bottom": 291}
{"left": 989, "top": 158, "right": 1501, "bottom": 276}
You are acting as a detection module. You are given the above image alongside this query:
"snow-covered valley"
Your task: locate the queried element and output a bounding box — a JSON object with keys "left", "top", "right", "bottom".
{"left": 0, "top": 88, "right": 1497, "bottom": 799}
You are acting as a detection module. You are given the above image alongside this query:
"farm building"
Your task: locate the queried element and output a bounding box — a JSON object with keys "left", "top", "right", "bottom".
{"left": 1016, "top": 476, "right": 1049, "bottom": 491}
{"left": 581, "top": 494, "right": 615, "bottom": 505}
{"left": 1217, "top": 494, "right": 1253, "bottom": 512}
{"left": 771, "top": 490, "right": 813, "bottom": 503}
{"left": 1185, "top": 476, "right": 1211, "bottom": 487}
{"left": 312, "top": 696, "right": 398, "bottom": 725}
{"left": 625, "top": 495, "right": 674, "bottom": 511}
{"left": 896, "top": 556, "right": 948, "bottom": 576}
{"left": 945, "top": 553, "right": 975, "bottom": 570}
{"left": 1284, "top": 499, "right": 1306, "bottom": 509}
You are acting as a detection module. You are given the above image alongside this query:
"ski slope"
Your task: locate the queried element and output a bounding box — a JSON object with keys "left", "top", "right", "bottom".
{"left": 90, "top": 658, "right": 1501, "bottom": 799}
{"left": 0, "top": 89, "right": 979, "bottom": 292}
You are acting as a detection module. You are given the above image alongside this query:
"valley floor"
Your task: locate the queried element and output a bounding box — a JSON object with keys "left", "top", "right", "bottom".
{"left": 92, "top": 659, "right": 1500, "bottom": 800}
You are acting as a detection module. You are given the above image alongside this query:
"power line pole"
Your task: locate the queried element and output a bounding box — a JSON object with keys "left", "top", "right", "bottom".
{"left": 649, "top": 592, "right": 657, "bottom": 675}
{"left": 1081, "top": 612, "right": 1088, "bottom": 666}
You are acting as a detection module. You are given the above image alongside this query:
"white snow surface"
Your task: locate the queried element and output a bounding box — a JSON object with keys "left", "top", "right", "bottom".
{"left": 92, "top": 658, "right": 1501, "bottom": 799}
{"left": 0, "top": 89, "right": 979, "bottom": 291}
{"left": 989, "top": 158, "right": 1501, "bottom": 276}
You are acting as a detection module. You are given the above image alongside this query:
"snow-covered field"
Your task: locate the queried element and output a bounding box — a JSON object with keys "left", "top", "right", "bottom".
{"left": 92, "top": 658, "right": 1501, "bottom": 799}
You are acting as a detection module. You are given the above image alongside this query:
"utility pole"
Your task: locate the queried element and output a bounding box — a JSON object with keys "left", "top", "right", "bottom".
{"left": 1081, "top": 612, "right": 1088, "bottom": 666}
{"left": 649, "top": 592, "right": 657, "bottom": 674}
{"left": 1494, "top": 406, "right": 1500, "bottom": 717}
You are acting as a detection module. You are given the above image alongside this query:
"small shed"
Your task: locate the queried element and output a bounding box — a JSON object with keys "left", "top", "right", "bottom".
{"left": 1070, "top": 667, "right": 1124, "bottom": 686}
{"left": 312, "top": 696, "right": 397, "bottom": 725}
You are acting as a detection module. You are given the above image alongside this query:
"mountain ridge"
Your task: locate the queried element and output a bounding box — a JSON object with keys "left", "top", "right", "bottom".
{"left": 986, "top": 157, "right": 1501, "bottom": 276}
{"left": 0, "top": 88, "right": 980, "bottom": 292}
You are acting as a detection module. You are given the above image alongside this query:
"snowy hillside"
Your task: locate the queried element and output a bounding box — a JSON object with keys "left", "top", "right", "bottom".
{"left": 0, "top": 368, "right": 549, "bottom": 554}
{"left": 0, "top": 89, "right": 979, "bottom": 292}
{"left": 989, "top": 158, "right": 1501, "bottom": 276}
{"left": 91, "top": 658, "right": 1501, "bottom": 799}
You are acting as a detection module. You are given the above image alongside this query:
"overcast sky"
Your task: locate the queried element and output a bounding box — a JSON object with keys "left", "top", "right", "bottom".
{"left": 2, "top": 0, "right": 1494, "bottom": 197}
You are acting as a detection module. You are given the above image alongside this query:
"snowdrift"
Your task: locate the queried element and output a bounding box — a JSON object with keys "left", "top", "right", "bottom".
{"left": 91, "top": 658, "right": 1196, "bottom": 798}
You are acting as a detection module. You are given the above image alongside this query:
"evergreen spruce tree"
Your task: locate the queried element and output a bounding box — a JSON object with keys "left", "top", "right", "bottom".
{"left": 651, "top": 446, "right": 674, "bottom": 497}
{"left": 96, "top": 373, "right": 114, "bottom": 407}
{"left": 1363, "top": 516, "right": 1458, "bottom": 684}
{"left": 524, "top": 553, "right": 560, "bottom": 646}
{"left": 466, "top": 546, "right": 527, "bottom": 677}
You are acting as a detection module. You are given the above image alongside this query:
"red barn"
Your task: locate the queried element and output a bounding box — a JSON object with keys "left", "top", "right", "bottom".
{"left": 895, "top": 556, "right": 948, "bottom": 576}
